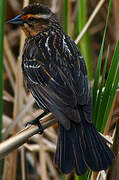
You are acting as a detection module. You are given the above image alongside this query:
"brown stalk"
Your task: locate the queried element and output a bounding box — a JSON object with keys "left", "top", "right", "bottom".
{"left": 3, "top": 1, "right": 30, "bottom": 179}
{"left": 75, "top": 0, "right": 105, "bottom": 44}
{"left": 33, "top": 152, "right": 39, "bottom": 180}
{"left": 67, "top": 0, "right": 72, "bottom": 36}
{"left": 39, "top": 135, "right": 47, "bottom": 180}
{"left": 45, "top": 152, "right": 60, "bottom": 180}
{"left": 113, "top": 0, "right": 119, "bottom": 39}
{"left": 0, "top": 116, "right": 57, "bottom": 160}
{"left": 104, "top": 93, "right": 118, "bottom": 135}
{"left": 3, "top": 115, "right": 12, "bottom": 128}
{"left": 3, "top": 98, "right": 35, "bottom": 139}
{"left": 8, "top": 69, "right": 20, "bottom": 180}
{"left": 3, "top": 90, "right": 14, "bottom": 103}
{"left": 24, "top": 142, "right": 55, "bottom": 152}
{"left": 4, "top": 58, "right": 15, "bottom": 91}
{"left": 21, "top": 147, "right": 26, "bottom": 180}
{"left": 106, "top": 119, "right": 119, "bottom": 180}
{"left": 4, "top": 36, "right": 17, "bottom": 79}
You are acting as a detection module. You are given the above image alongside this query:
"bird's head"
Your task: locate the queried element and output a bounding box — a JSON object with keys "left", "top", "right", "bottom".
{"left": 7, "top": 3, "right": 57, "bottom": 37}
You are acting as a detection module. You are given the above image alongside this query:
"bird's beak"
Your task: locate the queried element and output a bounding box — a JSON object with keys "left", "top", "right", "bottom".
{"left": 7, "top": 14, "right": 24, "bottom": 25}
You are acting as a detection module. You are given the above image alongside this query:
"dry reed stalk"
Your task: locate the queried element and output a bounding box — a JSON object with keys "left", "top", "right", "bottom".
{"left": 21, "top": 147, "right": 26, "bottom": 180}
{"left": 4, "top": 36, "right": 17, "bottom": 79}
{"left": 24, "top": 143, "right": 40, "bottom": 152}
{"left": 33, "top": 152, "right": 39, "bottom": 180}
{"left": 39, "top": 135, "right": 47, "bottom": 180}
{"left": 3, "top": 115, "right": 12, "bottom": 128}
{"left": 96, "top": 171, "right": 106, "bottom": 180}
{"left": 3, "top": 90, "right": 14, "bottom": 103}
{"left": 3, "top": 29, "right": 18, "bottom": 180}
{"left": 75, "top": 0, "right": 105, "bottom": 44}
{"left": 24, "top": 142, "right": 55, "bottom": 152}
{"left": 0, "top": 116, "right": 57, "bottom": 160}
{"left": 2, "top": 152, "right": 17, "bottom": 180}
{"left": 18, "top": 28, "right": 26, "bottom": 111}
{"left": 22, "top": 109, "right": 43, "bottom": 126}
{"left": 24, "top": 138, "right": 56, "bottom": 152}
{"left": 7, "top": 75, "right": 20, "bottom": 180}
{"left": 51, "top": 0, "right": 57, "bottom": 13}
{"left": 67, "top": 0, "right": 72, "bottom": 36}
{"left": 91, "top": 172, "right": 98, "bottom": 180}
{"left": 10, "top": 151, "right": 18, "bottom": 180}
{"left": 113, "top": 0, "right": 119, "bottom": 39}
{"left": 43, "top": 138, "right": 56, "bottom": 151}
{"left": 45, "top": 152, "right": 60, "bottom": 180}
{"left": 99, "top": 133, "right": 113, "bottom": 145}
{"left": 104, "top": 92, "right": 118, "bottom": 135}
{"left": 106, "top": 119, "right": 119, "bottom": 180}
{"left": 16, "top": 59, "right": 24, "bottom": 113}
{"left": 7, "top": 0, "right": 20, "bottom": 12}
{"left": 0, "top": 112, "right": 112, "bottom": 161}
{"left": 3, "top": 98, "right": 35, "bottom": 139}
{"left": 3, "top": 1, "right": 30, "bottom": 179}
{"left": 11, "top": 0, "right": 29, "bottom": 178}
{"left": 44, "top": 128, "right": 57, "bottom": 144}
{"left": 4, "top": 58, "right": 15, "bottom": 91}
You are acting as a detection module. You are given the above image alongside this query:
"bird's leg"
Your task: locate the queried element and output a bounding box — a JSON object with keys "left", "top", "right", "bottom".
{"left": 25, "top": 110, "right": 49, "bottom": 134}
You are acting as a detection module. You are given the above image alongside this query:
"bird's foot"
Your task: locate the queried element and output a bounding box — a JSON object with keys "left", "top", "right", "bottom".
{"left": 26, "top": 118, "right": 43, "bottom": 134}
{"left": 25, "top": 111, "right": 49, "bottom": 134}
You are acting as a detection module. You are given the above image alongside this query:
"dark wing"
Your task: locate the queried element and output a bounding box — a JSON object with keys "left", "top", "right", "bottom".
{"left": 22, "top": 33, "right": 92, "bottom": 129}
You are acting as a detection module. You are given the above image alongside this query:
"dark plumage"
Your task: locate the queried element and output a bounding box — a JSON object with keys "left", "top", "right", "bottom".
{"left": 21, "top": 3, "right": 51, "bottom": 15}
{"left": 8, "top": 3, "right": 114, "bottom": 175}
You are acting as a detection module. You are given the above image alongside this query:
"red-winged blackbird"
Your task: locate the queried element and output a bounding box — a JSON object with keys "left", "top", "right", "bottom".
{"left": 8, "top": 3, "right": 114, "bottom": 175}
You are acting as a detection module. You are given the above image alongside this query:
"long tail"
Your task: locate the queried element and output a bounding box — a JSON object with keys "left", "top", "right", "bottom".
{"left": 55, "top": 120, "right": 114, "bottom": 175}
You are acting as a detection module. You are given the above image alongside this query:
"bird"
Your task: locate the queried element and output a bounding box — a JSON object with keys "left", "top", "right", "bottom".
{"left": 8, "top": 3, "right": 114, "bottom": 175}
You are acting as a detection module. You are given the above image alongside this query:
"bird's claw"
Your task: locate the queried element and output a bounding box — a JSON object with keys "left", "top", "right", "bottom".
{"left": 25, "top": 118, "right": 43, "bottom": 134}
{"left": 25, "top": 111, "right": 49, "bottom": 134}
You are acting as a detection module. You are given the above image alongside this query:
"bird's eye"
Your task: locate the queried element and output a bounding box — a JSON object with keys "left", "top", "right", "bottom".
{"left": 28, "top": 17, "right": 35, "bottom": 21}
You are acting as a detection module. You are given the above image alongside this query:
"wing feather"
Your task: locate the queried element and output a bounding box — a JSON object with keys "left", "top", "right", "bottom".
{"left": 22, "top": 33, "right": 92, "bottom": 127}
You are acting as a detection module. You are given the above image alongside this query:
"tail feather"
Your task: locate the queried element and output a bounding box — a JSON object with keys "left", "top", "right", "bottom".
{"left": 81, "top": 121, "right": 114, "bottom": 171}
{"left": 55, "top": 123, "right": 88, "bottom": 175}
{"left": 55, "top": 121, "right": 114, "bottom": 175}
{"left": 92, "top": 126, "right": 113, "bottom": 169}
{"left": 82, "top": 122, "right": 103, "bottom": 171}
{"left": 55, "top": 124, "right": 75, "bottom": 174}
{"left": 72, "top": 124, "right": 88, "bottom": 175}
